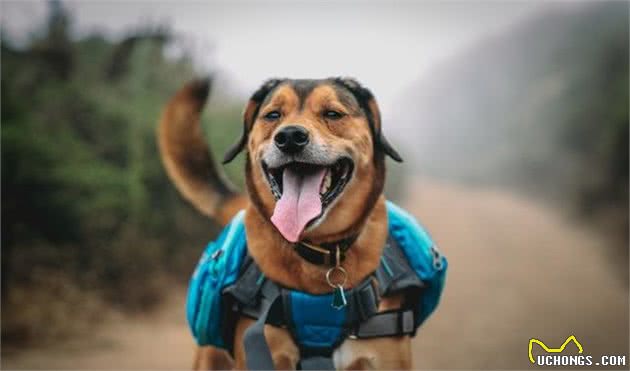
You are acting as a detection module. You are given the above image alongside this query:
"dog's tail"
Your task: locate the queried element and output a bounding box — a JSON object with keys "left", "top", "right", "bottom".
{"left": 157, "top": 79, "right": 246, "bottom": 227}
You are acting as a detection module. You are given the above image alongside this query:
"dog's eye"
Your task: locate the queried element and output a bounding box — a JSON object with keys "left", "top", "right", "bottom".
{"left": 264, "top": 111, "right": 282, "bottom": 121}
{"left": 323, "top": 110, "right": 343, "bottom": 120}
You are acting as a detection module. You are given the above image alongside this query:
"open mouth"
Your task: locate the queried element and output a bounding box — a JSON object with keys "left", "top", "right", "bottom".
{"left": 262, "top": 158, "right": 353, "bottom": 207}
{"left": 262, "top": 158, "right": 354, "bottom": 242}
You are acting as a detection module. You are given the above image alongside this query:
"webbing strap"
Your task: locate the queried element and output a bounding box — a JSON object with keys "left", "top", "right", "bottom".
{"left": 223, "top": 255, "right": 261, "bottom": 306}
{"left": 354, "top": 309, "right": 415, "bottom": 338}
{"left": 375, "top": 236, "right": 425, "bottom": 296}
{"left": 243, "top": 289, "right": 281, "bottom": 370}
{"left": 234, "top": 236, "right": 423, "bottom": 370}
{"left": 299, "top": 356, "right": 335, "bottom": 370}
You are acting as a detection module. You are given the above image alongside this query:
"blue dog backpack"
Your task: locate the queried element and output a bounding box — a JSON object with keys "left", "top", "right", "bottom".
{"left": 186, "top": 201, "right": 447, "bottom": 368}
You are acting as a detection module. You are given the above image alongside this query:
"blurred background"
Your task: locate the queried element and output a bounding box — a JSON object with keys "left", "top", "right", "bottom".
{"left": 1, "top": 1, "right": 627, "bottom": 369}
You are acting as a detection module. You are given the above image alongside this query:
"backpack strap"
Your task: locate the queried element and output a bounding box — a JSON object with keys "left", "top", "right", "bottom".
{"left": 223, "top": 234, "right": 428, "bottom": 370}
{"left": 360, "top": 235, "right": 425, "bottom": 339}
{"left": 299, "top": 356, "right": 335, "bottom": 370}
{"left": 224, "top": 257, "right": 381, "bottom": 370}
{"left": 223, "top": 254, "right": 262, "bottom": 307}
{"left": 223, "top": 255, "right": 285, "bottom": 327}
{"left": 374, "top": 235, "right": 425, "bottom": 297}
{"left": 243, "top": 286, "right": 282, "bottom": 370}
{"left": 352, "top": 309, "right": 415, "bottom": 339}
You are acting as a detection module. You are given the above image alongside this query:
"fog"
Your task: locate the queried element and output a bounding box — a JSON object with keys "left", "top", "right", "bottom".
{"left": 2, "top": 0, "right": 556, "bottom": 114}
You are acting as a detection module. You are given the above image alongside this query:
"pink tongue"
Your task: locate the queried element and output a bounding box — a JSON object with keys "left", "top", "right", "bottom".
{"left": 271, "top": 167, "right": 327, "bottom": 243}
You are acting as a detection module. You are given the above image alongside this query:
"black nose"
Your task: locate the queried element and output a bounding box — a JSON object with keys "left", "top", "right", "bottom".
{"left": 274, "top": 125, "right": 310, "bottom": 154}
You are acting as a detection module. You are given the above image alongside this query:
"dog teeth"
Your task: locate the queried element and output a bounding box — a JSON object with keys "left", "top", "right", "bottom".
{"left": 320, "top": 171, "right": 332, "bottom": 195}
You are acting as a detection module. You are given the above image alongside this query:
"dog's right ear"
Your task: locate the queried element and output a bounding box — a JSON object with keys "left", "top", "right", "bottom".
{"left": 333, "top": 77, "right": 403, "bottom": 163}
{"left": 222, "top": 79, "right": 285, "bottom": 164}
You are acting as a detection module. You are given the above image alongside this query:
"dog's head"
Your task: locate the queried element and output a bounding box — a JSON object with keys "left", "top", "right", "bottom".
{"left": 223, "top": 78, "right": 402, "bottom": 243}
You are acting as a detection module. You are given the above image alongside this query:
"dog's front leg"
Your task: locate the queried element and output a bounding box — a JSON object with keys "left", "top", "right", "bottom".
{"left": 333, "top": 335, "right": 412, "bottom": 370}
{"left": 333, "top": 293, "right": 412, "bottom": 370}
{"left": 233, "top": 317, "right": 300, "bottom": 370}
{"left": 193, "top": 346, "right": 235, "bottom": 370}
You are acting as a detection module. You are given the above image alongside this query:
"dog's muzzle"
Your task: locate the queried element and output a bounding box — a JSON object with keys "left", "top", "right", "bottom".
{"left": 260, "top": 128, "right": 355, "bottom": 242}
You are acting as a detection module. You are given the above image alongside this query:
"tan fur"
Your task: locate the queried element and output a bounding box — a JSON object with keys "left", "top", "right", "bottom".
{"left": 334, "top": 334, "right": 412, "bottom": 370}
{"left": 246, "top": 85, "right": 380, "bottom": 240}
{"left": 233, "top": 318, "right": 300, "bottom": 370}
{"left": 158, "top": 79, "right": 246, "bottom": 226}
{"left": 194, "top": 347, "right": 235, "bottom": 370}
{"left": 158, "top": 78, "right": 410, "bottom": 370}
{"left": 245, "top": 197, "right": 386, "bottom": 294}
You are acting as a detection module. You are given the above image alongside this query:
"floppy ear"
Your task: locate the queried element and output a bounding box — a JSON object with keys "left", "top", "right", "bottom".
{"left": 333, "top": 77, "right": 403, "bottom": 162}
{"left": 222, "top": 78, "right": 285, "bottom": 164}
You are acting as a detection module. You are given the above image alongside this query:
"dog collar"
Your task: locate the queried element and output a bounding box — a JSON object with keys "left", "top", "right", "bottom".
{"left": 294, "top": 235, "right": 358, "bottom": 267}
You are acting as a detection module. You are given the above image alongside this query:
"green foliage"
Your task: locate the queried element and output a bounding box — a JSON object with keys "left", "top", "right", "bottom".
{"left": 1, "top": 3, "right": 244, "bottom": 345}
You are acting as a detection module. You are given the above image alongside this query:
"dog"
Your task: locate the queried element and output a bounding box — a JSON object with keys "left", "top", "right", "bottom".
{"left": 158, "top": 77, "right": 414, "bottom": 370}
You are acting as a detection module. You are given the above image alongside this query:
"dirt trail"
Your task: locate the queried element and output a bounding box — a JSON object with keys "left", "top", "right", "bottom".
{"left": 407, "top": 179, "right": 627, "bottom": 369}
{"left": 2, "top": 291, "right": 196, "bottom": 369}
{"left": 3, "top": 179, "right": 628, "bottom": 369}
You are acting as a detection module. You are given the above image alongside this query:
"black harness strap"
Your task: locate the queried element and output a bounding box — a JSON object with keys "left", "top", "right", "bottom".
{"left": 353, "top": 309, "right": 415, "bottom": 338}
{"left": 224, "top": 255, "right": 262, "bottom": 306}
{"left": 299, "top": 356, "right": 335, "bottom": 370}
{"left": 346, "top": 278, "right": 379, "bottom": 324}
{"left": 375, "top": 236, "right": 425, "bottom": 296}
{"left": 224, "top": 235, "right": 426, "bottom": 370}
{"left": 243, "top": 287, "right": 281, "bottom": 370}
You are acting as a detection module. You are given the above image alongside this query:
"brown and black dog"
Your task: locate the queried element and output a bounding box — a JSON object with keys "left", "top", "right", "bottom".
{"left": 158, "top": 77, "right": 412, "bottom": 370}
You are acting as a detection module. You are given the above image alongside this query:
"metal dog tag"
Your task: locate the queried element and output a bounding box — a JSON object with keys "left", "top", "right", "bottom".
{"left": 332, "top": 284, "right": 347, "bottom": 310}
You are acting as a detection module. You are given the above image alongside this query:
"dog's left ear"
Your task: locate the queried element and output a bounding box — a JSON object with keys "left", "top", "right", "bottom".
{"left": 222, "top": 78, "right": 286, "bottom": 164}
{"left": 333, "top": 77, "right": 403, "bottom": 162}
